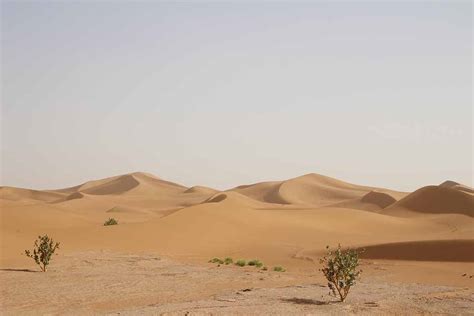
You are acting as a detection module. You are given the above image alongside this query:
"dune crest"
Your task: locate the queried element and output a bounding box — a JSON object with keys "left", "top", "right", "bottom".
{"left": 184, "top": 186, "right": 218, "bottom": 195}
{"left": 360, "top": 191, "right": 397, "bottom": 208}
{"left": 440, "top": 180, "right": 474, "bottom": 194}
{"left": 386, "top": 185, "right": 474, "bottom": 217}
{"left": 0, "top": 187, "right": 65, "bottom": 202}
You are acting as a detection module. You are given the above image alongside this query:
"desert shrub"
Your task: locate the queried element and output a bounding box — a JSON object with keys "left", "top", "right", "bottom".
{"left": 273, "top": 266, "right": 286, "bottom": 272}
{"left": 235, "top": 259, "right": 246, "bottom": 267}
{"left": 248, "top": 259, "right": 263, "bottom": 268}
{"left": 224, "top": 257, "right": 233, "bottom": 265}
{"left": 208, "top": 258, "right": 224, "bottom": 264}
{"left": 104, "top": 218, "right": 118, "bottom": 226}
{"left": 319, "top": 244, "right": 362, "bottom": 302}
{"left": 262, "top": 266, "right": 268, "bottom": 271}
{"left": 24, "top": 235, "right": 60, "bottom": 272}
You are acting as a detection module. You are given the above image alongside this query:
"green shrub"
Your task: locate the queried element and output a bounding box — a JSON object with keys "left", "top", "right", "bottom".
{"left": 104, "top": 218, "right": 118, "bottom": 226}
{"left": 208, "top": 258, "right": 224, "bottom": 264}
{"left": 24, "top": 235, "right": 60, "bottom": 272}
{"left": 224, "top": 257, "right": 233, "bottom": 265}
{"left": 235, "top": 259, "right": 246, "bottom": 267}
{"left": 319, "top": 244, "right": 362, "bottom": 302}
{"left": 248, "top": 259, "right": 263, "bottom": 268}
{"left": 273, "top": 266, "right": 286, "bottom": 272}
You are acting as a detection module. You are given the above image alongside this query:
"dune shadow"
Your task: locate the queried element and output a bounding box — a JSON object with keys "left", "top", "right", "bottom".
{"left": 0, "top": 268, "right": 38, "bottom": 273}
{"left": 281, "top": 297, "right": 333, "bottom": 305}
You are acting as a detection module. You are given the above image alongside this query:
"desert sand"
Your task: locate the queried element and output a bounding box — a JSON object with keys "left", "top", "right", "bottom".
{"left": 1, "top": 172, "right": 473, "bottom": 314}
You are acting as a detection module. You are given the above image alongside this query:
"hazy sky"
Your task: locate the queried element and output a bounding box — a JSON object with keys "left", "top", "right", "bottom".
{"left": 1, "top": 1, "right": 472, "bottom": 191}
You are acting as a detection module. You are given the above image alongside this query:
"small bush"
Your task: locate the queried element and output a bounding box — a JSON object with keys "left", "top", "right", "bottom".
{"left": 104, "top": 218, "right": 118, "bottom": 226}
{"left": 224, "top": 257, "right": 233, "bottom": 265}
{"left": 24, "top": 235, "right": 60, "bottom": 272}
{"left": 248, "top": 259, "right": 263, "bottom": 268}
{"left": 235, "top": 259, "right": 246, "bottom": 267}
{"left": 273, "top": 266, "right": 286, "bottom": 272}
{"left": 262, "top": 266, "right": 268, "bottom": 271}
{"left": 208, "top": 258, "right": 224, "bottom": 264}
{"left": 319, "top": 244, "right": 363, "bottom": 302}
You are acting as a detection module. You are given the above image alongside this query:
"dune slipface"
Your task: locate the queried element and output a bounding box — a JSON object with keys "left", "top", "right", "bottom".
{"left": 360, "top": 239, "right": 474, "bottom": 262}
{"left": 360, "top": 191, "right": 397, "bottom": 208}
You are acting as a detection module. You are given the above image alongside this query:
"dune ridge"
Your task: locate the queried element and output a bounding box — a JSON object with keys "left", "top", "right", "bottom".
{"left": 1, "top": 171, "right": 473, "bottom": 276}
{"left": 0, "top": 186, "right": 65, "bottom": 202}
{"left": 386, "top": 184, "right": 474, "bottom": 217}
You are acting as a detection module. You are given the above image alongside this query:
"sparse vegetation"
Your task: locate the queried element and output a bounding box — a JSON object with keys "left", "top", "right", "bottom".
{"left": 208, "top": 257, "right": 269, "bottom": 270}
{"left": 273, "top": 266, "right": 286, "bottom": 272}
{"left": 208, "top": 257, "right": 224, "bottom": 264}
{"left": 319, "top": 244, "right": 363, "bottom": 302}
{"left": 104, "top": 218, "right": 118, "bottom": 226}
{"left": 24, "top": 235, "right": 60, "bottom": 272}
{"left": 248, "top": 259, "right": 263, "bottom": 268}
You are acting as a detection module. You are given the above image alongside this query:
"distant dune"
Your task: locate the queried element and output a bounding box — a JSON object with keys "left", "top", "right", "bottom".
{"left": 184, "top": 185, "right": 218, "bottom": 195}
{"left": 1, "top": 171, "right": 473, "bottom": 279}
{"left": 0, "top": 186, "right": 65, "bottom": 202}
{"left": 386, "top": 183, "right": 474, "bottom": 217}
{"left": 440, "top": 180, "right": 474, "bottom": 194}
{"left": 360, "top": 191, "right": 397, "bottom": 208}
{"left": 231, "top": 173, "right": 375, "bottom": 206}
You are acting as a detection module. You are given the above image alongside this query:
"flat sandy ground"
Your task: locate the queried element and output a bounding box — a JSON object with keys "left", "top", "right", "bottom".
{"left": 1, "top": 251, "right": 473, "bottom": 315}
{"left": 1, "top": 172, "right": 473, "bottom": 314}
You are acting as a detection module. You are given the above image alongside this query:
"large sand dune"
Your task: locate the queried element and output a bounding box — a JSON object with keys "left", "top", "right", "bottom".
{"left": 1, "top": 172, "right": 473, "bottom": 313}
{"left": 1, "top": 172, "right": 472, "bottom": 266}
{"left": 385, "top": 183, "right": 474, "bottom": 217}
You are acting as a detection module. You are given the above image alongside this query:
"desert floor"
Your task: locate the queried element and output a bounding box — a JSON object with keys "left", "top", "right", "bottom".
{"left": 1, "top": 172, "right": 473, "bottom": 314}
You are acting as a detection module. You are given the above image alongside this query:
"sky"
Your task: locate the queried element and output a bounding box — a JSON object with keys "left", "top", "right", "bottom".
{"left": 1, "top": 1, "right": 472, "bottom": 191}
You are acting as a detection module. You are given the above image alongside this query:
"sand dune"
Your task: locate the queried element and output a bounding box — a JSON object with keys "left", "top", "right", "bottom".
{"left": 360, "top": 190, "right": 397, "bottom": 208}
{"left": 328, "top": 190, "right": 399, "bottom": 211}
{"left": 184, "top": 185, "right": 218, "bottom": 195}
{"left": 386, "top": 184, "right": 474, "bottom": 217}
{"left": 230, "top": 173, "right": 370, "bottom": 206}
{"left": 360, "top": 239, "right": 474, "bottom": 262}
{"left": 203, "top": 191, "right": 270, "bottom": 208}
{"left": 230, "top": 173, "right": 407, "bottom": 208}
{"left": 0, "top": 186, "right": 65, "bottom": 202}
{"left": 440, "top": 180, "right": 474, "bottom": 194}
{"left": 106, "top": 205, "right": 152, "bottom": 214}
{"left": 1, "top": 171, "right": 473, "bottom": 293}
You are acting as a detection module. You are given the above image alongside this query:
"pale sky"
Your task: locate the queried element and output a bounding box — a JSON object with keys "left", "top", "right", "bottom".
{"left": 1, "top": 1, "right": 472, "bottom": 191}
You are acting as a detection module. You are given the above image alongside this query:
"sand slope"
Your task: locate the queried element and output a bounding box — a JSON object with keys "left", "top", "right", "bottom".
{"left": 1, "top": 172, "right": 473, "bottom": 284}
{"left": 0, "top": 186, "right": 65, "bottom": 202}
{"left": 386, "top": 184, "right": 474, "bottom": 217}
{"left": 231, "top": 173, "right": 407, "bottom": 208}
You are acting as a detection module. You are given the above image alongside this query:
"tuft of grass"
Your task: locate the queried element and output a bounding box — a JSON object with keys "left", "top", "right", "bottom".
{"left": 208, "top": 258, "right": 224, "bottom": 264}
{"left": 248, "top": 259, "right": 263, "bottom": 268}
{"left": 103, "top": 218, "right": 118, "bottom": 226}
{"left": 224, "top": 257, "right": 233, "bottom": 265}
{"left": 273, "top": 266, "right": 286, "bottom": 272}
{"left": 235, "top": 259, "right": 246, "bottom": 267}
